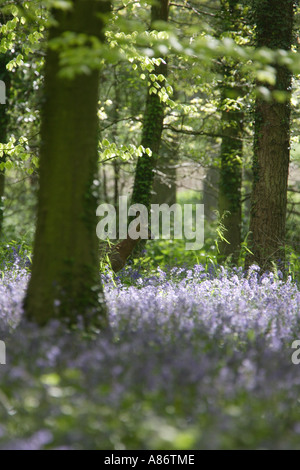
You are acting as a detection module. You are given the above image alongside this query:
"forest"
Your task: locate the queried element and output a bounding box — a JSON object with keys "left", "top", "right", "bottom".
{"left": 0, "top": 0, "right": 300, "bottom": 451}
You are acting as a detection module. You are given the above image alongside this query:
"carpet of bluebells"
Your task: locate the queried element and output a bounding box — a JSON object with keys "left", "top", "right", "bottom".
{"left": 1, "top": 252, "right": 300, "bottom": 449}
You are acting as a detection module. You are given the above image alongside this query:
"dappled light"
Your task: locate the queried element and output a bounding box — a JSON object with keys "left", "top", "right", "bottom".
{"left": 0, "top": 0, "right": 300, "bottom": 452}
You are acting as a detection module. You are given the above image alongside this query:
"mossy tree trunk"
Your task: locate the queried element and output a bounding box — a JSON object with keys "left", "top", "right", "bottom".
{"left": 112, "top": 67, "right": 120, "bottom": 235}
{"left": 25, "top": 0, "right": 111, "bottom": 327}
{"left": 131, "top": 0, "right": 169, "bottom": 211}
{"left": 152, "top": 137, "right": 177, "bottom": 206}
{"left": 203, "top": 167, "right": 219, "bottom": 222}
{"left": 218, "top": 84, "right": 244, "bottom": 263}
{"left": 246, "top": 0, "right": 294, "bottom": 271}
{"left": 217, "top": 1, "right": 245, "bottom": 264}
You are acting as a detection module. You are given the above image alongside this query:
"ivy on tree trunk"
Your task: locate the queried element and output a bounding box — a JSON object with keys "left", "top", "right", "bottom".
{"left": 25, "top": 0, "right": 111, "bottom": 327}
{"left": 217, "top": 1, "right": 245, "bottom": 264}
{"left": 246, "top": 0, "right": 295, "bottom": 271}
{"left": 218, "top": 83, "right": 244, "bottom": 263}
{"left": 131, "top": 0, "right": 169, "bottom": 212}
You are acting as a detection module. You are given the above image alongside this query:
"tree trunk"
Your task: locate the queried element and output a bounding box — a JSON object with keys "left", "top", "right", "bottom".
{"left": 246, "top": 0, "right": 294, "bottom": 271}
{"left": 217, "top": 1, "right": 244, "bottom": 263}
{"left": 152, "top": 138, "right": 177, "bottom": 206}
{"left": 203, "top": 167, "right": 219, "bottom": 222}
{"left": 112, "top": 68, "right": 120, "bottom": 235}
{"left": 218, "top": 85, "right": 244, "bottom": 263}
{"left": 25, "top": 0, "right": 111, "bottom": 327}
{"left": 131, "top": 0, "right": 169, "bottom": 211}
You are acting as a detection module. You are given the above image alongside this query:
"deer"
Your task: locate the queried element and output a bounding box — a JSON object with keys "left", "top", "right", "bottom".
{"left": 100, "top": 224, "right": 153, "bottom": 273}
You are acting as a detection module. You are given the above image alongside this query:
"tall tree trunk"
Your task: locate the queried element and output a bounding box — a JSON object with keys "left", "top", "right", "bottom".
{"left": 218, "top": 84, "right": 244, "bottom": 263}
{"left": 25, "top": 0, "right": 111, "bottom": 327}
{"left": 131, "top": 0, "right": 169, "bottom": 211}
{"left": 112, "top": 67, "right": 120, "bottom": 235}
{"left": 217, "top": 1, "right": 244, "bottom": 263}
{"left": 152, "top": 86, "right": 178, "bottom": 207}
{"left": 152, "top": 138, "right": 177, "bottom": 206}
{"left": 246, "top": 0, "right": 294, "bottom": 271}
{"left": 203, "top": 167, "right": 219, "bottom": 222}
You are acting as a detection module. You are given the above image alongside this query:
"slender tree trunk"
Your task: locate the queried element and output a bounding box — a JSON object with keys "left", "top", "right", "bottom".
{"left": 152, "top": 138, "right": 177, "bottom": 206}
{"left": 218, "top": 84, "right": 244, "bottom": 263}
{"left": 246, "top": 0, "right": 294, "bottom": 271}
{"left": 217, "top": 1, "right": 244, "bottom": 263}
{"left": 25, "top": 0, "right": 111, "bottom": 327}
{"left": 131, "top": 0, "right": 169, "bottom": 211}
{"left": 112, "top": 68, "right": 120, "bottom": 235}
{"left": 203, "top": 167, "right": 219, "bottom": 222}
{"left": 152, "top": 86, "right": 178, "bottom": 207}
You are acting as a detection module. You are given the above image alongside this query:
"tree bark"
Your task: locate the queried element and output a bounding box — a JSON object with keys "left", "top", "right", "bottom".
{"left": 218, "top": 85, "right": 244, "bottom": 263}
{"left": 152, "top": 138, "right": 177, "bottom": 206}
{"left": 217, "top": 1, "right": 244, "bottom": 263}
{"left": 25, "top": 0, "right": 111, "bottom": 327}
{"left": 112, "top": 68, "right": 120, "bottom": 235}
{"left": 203, "top": 167, "right": 219, "bottom": 222}
{"left": 131, "top": 0, "right": 169, "bottom": 211}
{"left": 246, "top": 0, "right": 294, "bottom": 271}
